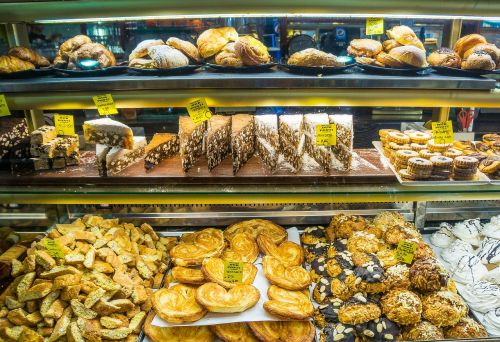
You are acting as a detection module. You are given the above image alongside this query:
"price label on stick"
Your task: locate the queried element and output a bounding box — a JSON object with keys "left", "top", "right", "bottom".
{"left": 223, "top": 261, "right": 243, "bottom": 283}
{"left": 93, "top": 94, "right": 118, "bottom": 116}
{"left": 366, "top": 18, "right": 384, "bottom": 35}
{"left": 187, "top": 98, "right": 212, "bottom": 124}
{"left": 316, "top": 124, "right": 337, "bottom": 146}
{"left": 43, "top": 239, "right": 65, "bottom": 258}
{"left": 54, "top": 114, "right": 75, "bottom": 136}
{"left": 432, "top": 120, "right": 454, "bottom": 144}
{"left": 0, "top": 95, "right": 11, "bottom": 117}
{"left": 396, "top": 240, "right": 417, "bottom": 264}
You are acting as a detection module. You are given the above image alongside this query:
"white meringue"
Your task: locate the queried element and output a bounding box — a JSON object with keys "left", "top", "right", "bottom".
{"left": 460, "top": 281, "right": 500, "bottom": 313}
{"left": 482, "top": 222, "right": 500, "bottom": 240}
{"left": 441, "top": 239, "right": 474, "bottom": 265}
{"left": 482, "top": 267, "right": 500, "bottom": 285}
{"left": 491, "top": 215, "right": 500, "bottom": 226}
{"left": 483, "top": 308, "right": 500, "bottom": 336}
{"left": 477, "top": 237, "right": 500, "bottom": 265}
{"left": 449, "top": 254, "right": 489, "bottom": 284}
{"left": 452, "top": 218, "right": 482, "bottom": 247}
{"left": 430, "top": 223, "right": 456, "bottom": 248}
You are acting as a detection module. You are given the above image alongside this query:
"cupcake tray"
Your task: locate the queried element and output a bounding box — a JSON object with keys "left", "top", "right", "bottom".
{"left": 372, "top": 141, "right": 491, "bottom": 186}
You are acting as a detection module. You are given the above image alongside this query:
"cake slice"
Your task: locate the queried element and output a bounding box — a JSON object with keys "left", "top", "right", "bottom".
{"left": 83, "top": 118, "right": 134, "bottom": 149}
{"left": 179, "top": 116, "right": 206, "bottom": 172}
{"left": 54, "top": 135, "right": 79, "bottom": 158}
{"left": 30, "top": 125, "right": 56, "bottom": 146}
{"left": 96, "top": 144, "right": 112, "bottom": 177}
{"left": 105, "top": 136, "right": 146, "bottom": 175}
{"left": 279, "top": 114, "right": 305, "bottom": 172}
{"left": 231, "top": 114, "right": 254, "bottom": 174}
{"left": 255, "top": 115, "right": 279, "bottom": 172}
{"left": 303, "top": 114, "right": 333, "bottom": 172}
{"left": 144, "top": 133, "right": 180, "bottom": 170}
{"left": 1, "top": 118, "right": 29, "bottom": 159}
{"left": 329, "top": 114, "right": 353, "bottom": 149}
{"left": 207, "top": 115, "right": 232, "bottom": 171}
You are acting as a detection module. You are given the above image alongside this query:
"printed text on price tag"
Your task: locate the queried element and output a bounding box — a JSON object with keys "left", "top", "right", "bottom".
{"left": 54, "top": 114, "right": 75, "bottom": 136}
{"left": 366, "top": 18, "right": 384, "bottom": 35}
{"left": 187, "top": 98, "right": 212, "bottom": 124}
{"left": 93, "top": 94, "right": 118, "bottom": 116}
{"left": 0, "top": 95, "right": 11, "bottom": 117}
{"left": 223, "top": 261, "right": 243, "bottom": 283}
{"left": 43, "top": 239, "right": 65, "bottom": 258}
{"left": 396, "top": 240, "right": 417, "bottom": 264}
{"left": 316, "top": 124, "right": 337, "bottom": 146}
{"left": 432, "top": 121, "right": 454, "bottom": 144}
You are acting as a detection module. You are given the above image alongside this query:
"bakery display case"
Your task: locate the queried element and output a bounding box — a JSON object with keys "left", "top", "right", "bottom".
{"left": 0, "top": 1, "right": 500, "bottom": 341}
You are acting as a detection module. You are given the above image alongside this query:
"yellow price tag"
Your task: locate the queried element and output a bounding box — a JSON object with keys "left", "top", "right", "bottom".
{"left": 187, "top": 98, "right": 212, "bottom": 124}
{"left": 0, "top": 95, "right": 11, "bottom": 117}
{"left": 93, "top": 94, "right": 118, "bottom": 116}
{"left": 396, "top": 240, "right": 417, "bottom": 264}
{"left": 54, "top": 114, "right": 75, "bottom": 136}
{"left": 223, "top": 261, "right": 243, "bottom": 283}
{"left": 316, "top": 124, "right": 337, "bottom": 146}
{"left": 432, "top": 120, "right": 454, "bottom": 144}
{"left": 42, "top": 239, "right": 65, "bottom": 258}
{"left": 366, "top": 18, "right": 384, "bottom": 35}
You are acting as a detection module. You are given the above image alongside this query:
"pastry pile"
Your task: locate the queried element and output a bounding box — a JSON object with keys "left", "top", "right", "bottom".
{"left": 0, "top": 46, "right": 49, "bottom": 74}
{"left": 0, "top": 215, "right": 174, "bottom": 341}
{"left": 53, "top": 35, "right": 115, "bottom": 70}
{"left": 287, "top": 48, "right": 345, "bottom": 67}
{"left": 302, "top": 211, "right": 488, "bottom": 341}
{"left": 453, "top": 133, "right": 500, "bottom": 180}
{"left": 128, "top": 38, "right": 201, "bottom": 69}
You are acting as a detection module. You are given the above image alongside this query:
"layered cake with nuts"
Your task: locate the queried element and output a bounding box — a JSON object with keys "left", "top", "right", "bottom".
{"left": 207, "top": 115, "right": 232, "bottom": 171}
{"left": 303, "top": 113, "right": 333, "bottom": 172}
{"left": 104, "top": 136, "right": 146, "bottom": 175}
{"left": 83, "top": 118, "right": 134, "bottom": 149}
{"left": 96, "top": 144, "right": 112, "bottom": 176}
{"left": 255, "top": 114, "right": 280, "bottom": 172}
{"left": 231, "top": 114, "right": 255, "bottom": 174}
{"left": 30, "top": 125, "right": 56, "bottom": 146}
{"left": 144, "top": 133, "right": 179, "bottom": 170}
{"left": 179, "top": 116, "right": 206, "bottom": 172}
{"left": 329, "top": 114, "right": 353, "bottom": 171}
{"left": 29, "top": 126, "right": 80, "bottom": 171}
{"left": 279, "top": 114, "right": 305, "bottom": 172}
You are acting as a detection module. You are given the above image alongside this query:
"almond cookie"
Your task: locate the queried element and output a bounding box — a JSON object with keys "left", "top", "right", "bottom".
{"left": 387, "top": 132, "right": 410, "bottom": 145}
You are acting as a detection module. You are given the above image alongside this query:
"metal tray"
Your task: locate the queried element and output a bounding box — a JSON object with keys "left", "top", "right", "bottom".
{"left": 372, "top": 141, "right": 490, "bottom": 186}
{"left": 432, "top": 66, "right": 496, "bottom": 78}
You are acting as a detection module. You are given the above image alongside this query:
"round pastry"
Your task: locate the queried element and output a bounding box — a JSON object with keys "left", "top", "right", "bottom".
{"left": 171, "top": 266, "right": 206, "bottom": 285}
{"left": 264, "top": 285, "right": 314, "bottom": 320}
{"left": 452, "top": 218, "right": 482, "bottom": 247}
{"left": 152, "top": 284, "right": 207, "bottom": 323}
{"left": 196, "top": 282, "right": 260, "bottom": 313}
{"left": 288, "top": 48, "right": 343, "bottom": 67}
{"left": 441, "top": 239, "right": 474, "bottom": 265}
{"left": 144, "top": 311, "right": 214, "bottom": 342}
{"left": 383, "top": 39, "right": 402, "bottom": 52}
{"left": 450, "top": 254, "right": 489, "bottom": 284}
{"left": 221, "top": 232, "right": 259, "bottom": 263}
{"left": 248, "top": 321, "right": 315, "bottom": 342}
{"left": 225, "top": 219, "right": 287, "bottom": 244}
{"left": 430, "top": 222, "right": 456, "bottom": 248}
{"left": 215, "top": 42, "right": 243, "bottom": 67}
{"left": 327, "top": 253, "right": 354, "bottom": 276}
{"left": 383, "top": 223, "right": 421, "bottom": 246}
{"left": 376, "top": 51, "right": 406, "bottom": 68}
{"left": 313, "top": 276, "right": 335, "bottom": 304}
{"left": 422, "top": 290, "right": 468, "bottom": 327}
{"left": 479, "top": 158, "right": 500, "bottom": 176}
{"left": 328, "top": 214, "right": 366, "bottom": 240}
{"left": 388, "top": 142, "right": 411, "bottom": 152}
{"left": 453, "top": 140, "right": 475, "bottom": 151}
{"left": 462, "top": 51, "right": 496, "bottom": 70}
{"left": 387, "top": 131, "right": 410, "bottom": 145}
{"left": 443, "top": 148, "right": 463, "bottom": 159}
{"left": 314, "top": 298, "right": 344, "bottom": 328}
{"left": 384, "top": 264, "right": 411, "bottom": 290}
{"left": 413, "top": 241, "right": 436, "bottom": 260}
{"left": 257, "top": 234, "right": 304, "bottom": 266}
{"left": 347, "top": 39, "right": 382, "bottom": 57}
{"left": 401, "top": 320, "right": 444, "bottom": 341}
{"left": 399, "top": 169, "right": 415, "bottom": 181}
{"left": 454, "top": 155, "right": 479, "bottom": 169}
{"left": 454, "top": 33, "right": 488, "bottom": 58}
{"left": 395, "top": 149, "right": 419, "bottom": 162}
{"left": 477, "top": 237, "right": 500, "bottom": 264}
{"left": 389, "top": 45, "right": 428, "bottom": 67}
{"left": 347, "top": 231, "right": 382, "bottom": 254}
{"left": 379, "top": 128, "right": 401, "bottom": 140}
{"left": 197, "top": 27, "right": 238, "bottom": 58}
{"left": 407, "top": 157, "right": 433, "bottom": 178}
{"left": 234, "top": 36, "right": 270, "bottom": 66}
{"left": 484, "top": 307, "right": 500, "bottom": 336}
{"left": 373, "top": 211, "right": 406, "bottom": 232}
{"left": 409, "top": 258, "right": 449, "bottom": 292}
{"left": 460, "top": 280, "right": 500, "bottom": 313}
{"left": 381, "top": 289, "right": 422, "bottom": 325}
{"left": 262, "top": 255, "right": 311, "bottom": 290}
{"left": 445, "top": 317, "right": 488, "bottom": 339}
{"left": 410, "top": 143, "right": 428, "bottom": 152}
{"left": 426, "top": 139, "right": 451, "bottom": 153}
{"left": 338, "top": 293, "right": 382, "bottom": 325}
{"left": 353, "top": 258, "right": 386, "bottom": 294}
{"left": 301, "top": 225, "right": 327, "bottom": 245}
{"left": 418, "top": 149, "right": 441, "bottom": 159}
{"left": 483, "top": 133, "right": 500, "bottom": 144}
{"left": 430, "top": 155, "right": 453, "bottom": 168}
{"left": 427, "top": 47, "right": 461, "bottom": 68}
{"left": 211, "top": 323, "right": 258, "bottom": 342}
{"left": 320, "top": 323, "right": 356, "bottom": 342}
{"left": 166, "top": 37, "right": 202, "bottom": 63}
{"left": 408, "top": 131, "right": 432, "bottom": 144}
{"left": 355, "top": 316, "right": 400, "bottom": 341}
{"left": 304, "top": 242, "right": 329, "bottom": 263}
{"left": 481, "top": 220, "right": 500, "bottom": 239}
{"left": 171, "top": 228, "right": 225, "bottom": 266}
{"left": 386, "top": 25, "right": 425, "bottom": 50}
{"left": 201, "top": 257, "right": 257, "bottom": 289}
{"left": 376, "top": 248, "right": 399, "bottom": 268}
{"left": 365, "top": 223, "right": 384, "bottom": 239}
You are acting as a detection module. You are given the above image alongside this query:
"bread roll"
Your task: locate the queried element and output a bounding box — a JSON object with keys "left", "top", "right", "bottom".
{"left": 386, "top": 25, "right": 425, "bottom": 50}
{"left": 71, "top": 42, "right": 116, "bottom": 68}
{"left": 461, "top": 51, "right": 496, "bottom": 70}
{"left": 148, "top": 45, "right": 189, "bottom": 69}
{"left": 383, "top": 39, "right": 402, "bottom": 52}
{"left": 129, "top": 39, "right": 164, "bottom": 61}
{"left": 288, "top": 48, "right": 343, "bottom": 67}
{"left": 197, "top": 27, "right": 238, "bottom": 58}
{"left": 427, "top": 48, "right": 461, "bottom": 68}
{"left": 463, "top": 43, "right": 499, "bottom": 63}
{"left": 214, "top": 43, "right": 243, "bottom": 67}
{"left": 389, "top": 45, "right": 428, "bottom": 68}
{"left": 355, "top": 56, "right": 384, "bottom": 67}
{"left": 59, "top": 35, "right": 92, "bottom": 58}
{"left": 234, "top": 36, "right": 270, "bottom": 66}
{"left": 454, "top": 34, "right": 487, "bottom": 58}
{"left": 375, "top": 51, "right": 406, "bottom": 68}
{"left": 347, "top": 39, "right": 382, "bottom": 57}
{"left": 8, "top": 46, "right": 49, "bottom": 67}
{"left": 167, "top": 37, "right": 201, "bottom": 63}
{"left": 0, "top": 55, "right": 35, "bottom": 73}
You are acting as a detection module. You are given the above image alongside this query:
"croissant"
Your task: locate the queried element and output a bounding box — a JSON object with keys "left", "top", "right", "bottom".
{"left": 71, "top": 42, "right": 116, "bottom": 68}
{"left": 59, "top": 34, "right": 92, "bottom": 59}
{"left": 234, "top": 36, "right": 270, "bottom": 65}
{"left": 0, "top": 55, "right": 35, "bottom": 74}
{"left": 215, "top": 43, "right": 243, "bottom": 67}
{"left": 129, "top": 39, "right": 164, "bottom": 61}
{"left": 8, "top": 46, "right": 49, "bottom": 67}
{"left": 148, "top": 45, "right": 189, "bottom": 69}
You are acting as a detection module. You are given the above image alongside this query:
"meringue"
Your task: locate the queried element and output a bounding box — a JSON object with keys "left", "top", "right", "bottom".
{"left": 482, "top": 267, "right": 500, "bottom": 285}
{"left": 460, "top": 281, "right": 500, "bottom": 313}
{"left": 449, "top": 254, "right": 488, "bottom": 284}
{"left": 441, "top": 239, "right": 474, "bottom": 265}
{"left": 452, "top": 218, "right": 482, "bottom": 247}
{"left": 477, "top": 237, "right": 500, "bottom": 265}
{"left": 482, "top": 222, "right": 500, "bottom": 240}
{"left": 430, "top": 223, "right": 456, "bottom": 248}
{"left": 483, "top": 307, "right": 500, "bottom": 336}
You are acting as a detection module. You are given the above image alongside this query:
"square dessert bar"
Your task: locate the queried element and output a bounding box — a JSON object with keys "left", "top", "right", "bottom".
{"left": 1, "top": 118, "right": 29, "bottom": 159}
{"left": 179, "top": 116, "right": 206, "bottom": 172}
{"left": 207, "top": 115, "right": 232, "bottom": 171}
{"left": 231, "top": 114, "right": 255, "bottom": 175}
{"left": 104, "top": 136, "right": 146, "bottom": 176}
{"left": 54, "top": 135, "right": 79, "bottom": 158}
{"left": 30, "top": 125, "right": 57, "bottom": 146}
{"left": 255, "top": 114, "right": 279, "bottom": 172}
{"left": 83, "top": 118, "right": 134, "bottom": 149}
{"left": 144, "top": 133, "right": 180, "bottom": 170}
{"left": 279, "top": 114, "right": 305, "bottom": 172}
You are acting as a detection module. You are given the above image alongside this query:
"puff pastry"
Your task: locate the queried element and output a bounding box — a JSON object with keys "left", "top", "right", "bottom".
{"left": 167, "top": 37, "right": 202, "bottom": 63}
{"left": 215, "top": 43, "right": 244, "bottom": 67}
{"left": 197, "top": 27, "right": 239, "bottom": 58}
{"left": 211, "top": 323, "right": 259, "bottom": 342}
{"left": 234, "top": 36, "right": 271, "bottom": 65}
{"left": 248, "top": 320, "right": 315, "bottom": 342}
{"left": 171, "top": 266, "right": 206, "bottom": 285}
{"left": 129, "top": 39, "right": 164, "bottom": 61}
{"left": 152, "top": 284, "right": 207, "bottom": 323}
{"left": 263, "top": 285, "right": 314, "bottom": 320}
{"left": 262, "top": 256, "right": 311, "bottom": 290}
{"left": 144, "top": 312, "right": 214, "bottom": 342}
{"left": 201, "top": 257, "right": 257, "bottom": 289}
{"left": 195, "top": 282, "right": 260, "bottom": 313}
{"left": 221, "top": 232, "right": 259, "bottom": 263}
{"left": 225, "top": 219, "right": 287, "bottom": 244}
{"left": 257, "top": 234, "right": 304, "bottom": 266}
{"left": 148, "top": 45, "right": 189, "bottom": 69}
{"left": 170, "top": 228, "right": 225, "bottom": 266}
{"left": 8, "top": 46, "right": 49, "bottom": 67}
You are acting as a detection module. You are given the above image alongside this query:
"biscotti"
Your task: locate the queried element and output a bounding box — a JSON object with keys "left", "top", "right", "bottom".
{"left": 144, "top": 133, "right": 179, "bottom": 170}
{"left": 207, "top": 115, "right": 231, "bottom": 171}
{"left": 83, "top": 118, "right": 134, "bottom": 149}
{"left": 179, "top": 116, "right": 206, "bottom": 172}
{"left": 231, "top": 113, "right": 254, "bottom": 174}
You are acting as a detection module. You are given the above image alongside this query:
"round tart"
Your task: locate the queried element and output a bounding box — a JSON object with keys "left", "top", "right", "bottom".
{"left": 224, "top": 219, "right": 287, "bottom": 244}
{"left": 201, "top": 257, "right": 257, "bottom": 289}
{"left": 257, "top": 234, "right": 304, "bottom": 266}
{"left": 221, "top": 232, "right": 259, "bottom": 263}
{"left": 409, "top": 131, "right": 431, "bottom": 144}
{"left": 152, "top": 284, "right": 207, "bottom": 323}
{"left": 170, "top": 228, "right": 225, "bottom": 266}
{"left": 195, "top": 282, "right": 260, "bottom": 313}
{"left": 171, "top": 266, "right": 206, "bottom": 285}
{"left": 263, "top": 285, "right": 314, "bottom": 320}
{"left": 144, "top": 311, "right": 214, "bottom": 342}
{"left": 427, "top": 139, "right": 451, "bottom": 152}
{"left": 381, "top": 289, "right": 422, "bottom": 325}
{"left": 338, "top": 293, "right": 381, "bottom": 325}
{"left": 262, "top": 255, "right": 311, "bottom": 290}
{"left": 443, "top": 148, "right": 463, "bottom": 158}
{"left": 421, "top": 290, "right": 468, "bottom": 327}
{"left": 387, "top": 132, "right": 410, "bottom": 145}
{"left": 419, "top": 149, "right": 441, "bottom": 159}
{"left": 248, "top": 321, "right": 315, "bottom": 342}
{"left": 211, "top": 323, "right": 259, "bottom": 342}
{"left": 410, "top": 143, "right": 428, "bottom": 152}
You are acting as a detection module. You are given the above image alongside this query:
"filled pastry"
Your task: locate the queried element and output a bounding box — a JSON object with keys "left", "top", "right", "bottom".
{"left": 257, "top": 234, "right": 304, "bottom": 266}
{"left": 197, "top": 27, "right": 238, "bottom": 58}
{"left": 152, "top": 284, "right": 207, "bottom": 323}
{"left": 201, "top": 257, "right": 257, "bottom": 288}
{"left": 128, "top": 38, "right": 199, "bottom": 69}
{"left": 287, "top": 48, "right": 344, "bottom": 67}
{"left": 262, "top": 255, "right": 311, "bottom": 290}
{"left": 234, "top": 36, "right": 271, "bottom": 66}
{"left": 0, "top": 55, "right": 35, "bottom": 74}
{"left": 214, "top": 42, "right": 243, "bottom": 67}
{"left": 195, "top": 282, "right": 260, "bottom": 313}
{"left": 54, "top": 35, "right": 116, "bottom": 69}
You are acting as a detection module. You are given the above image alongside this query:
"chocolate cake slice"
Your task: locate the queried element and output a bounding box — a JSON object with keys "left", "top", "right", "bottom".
{"left": 144, "top": 133, "right": 179, "bottom": 170}
{"left": 255, "top": 114, "right": 279, "bottom": 172}
{"left": 105, "top": 136, "right": 146, "bottom": 175}
{"left": 279, "top": 114, "right": 305, "bottom": 172}
{"left": 179, "top": 116, "right": 206, "bottom": 172}
{"left": 207, "top": 115, "right": 232, "bottom": 171}
{"left": 231, "top": 114, "right": 254, "bottom": 175}
{"left": 83, "top": 118, "right": 134, "bottom": 149}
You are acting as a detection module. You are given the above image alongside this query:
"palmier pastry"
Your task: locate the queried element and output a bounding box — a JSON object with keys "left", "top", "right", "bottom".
{"left": 421, "top": 290, "right": 467, "bottom": 327}
{"left": 144, "top": 312, "right": 214, "bottom": 342}
{"left": 257, "top": 234, "right": 304, "bottom": 266}
{"left": 225, "top": 219, "right": 287, "bottom": 244}
{"left": 410, "top": 258, "right": 449, "bottom": 292}
{"left": 347, "top": 39, "right": 382, "bottom": 57}
{"left": 453, "top": 33, "right": 488, "bottom": 58}
{"left": 427, "top": 47, "right": 461, "bottom": 68}
{"left": 248, "top": 321, "right": 315, "bottom": 342}
{"left": 221, "top": 232, "right": 259, "bottom": 263}
{"left": 338, "top": 293, "right": 381, "bottom": 325}
{"left": 171, "top": 266, "right": 206, "bottom": 285}
{"left": 8, "top": 46, "right": 49, "bottom": 67}
{"left": 201, "top": 257, "right": 257, "bottom": 289}
{"left": 264, "top": 285, "right": 314, "bottom": 320}
{"left": 211, "top": 323, "right": 258, "bottom": 342}
{"left": 215, "top": 42, "right": 243, "bottom": 67}
{"left": 170, "top": 228, "right": 225, "bottom": 266}
{"left": 401, "top": 320, "right": 444, "bottom": 341}
{"left": 167, "top": 37, "right": 202, "bottom": 63}
{"left": 444, "top": 317, "right": 488, "bottom": 339}
{"left": 234, "top": 36, "right": 271, "bottom": 65}
{"left": 383, "top": 39, "right": 402, "bottom": 52}
{"left": 195, "top": 282, "right": 260, "bottom": 313}
{"left": 129, "top": 39, "right": 164, "bottom": 61}
{"left": 262, "top": 256, "right": 311, "bottom": 290}
{"left": 152, "top": 284, "right": 207, "bottom": 323}
{"left": 197, "top": 27, "right": 238, "bottom": 58}
{"left": 288, "top": 48, "right": 343, "bottom": 67}
{"left": 381, "top": 289, "right": 422, "bottom": 325}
